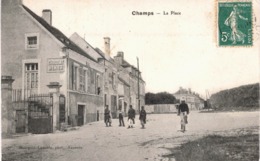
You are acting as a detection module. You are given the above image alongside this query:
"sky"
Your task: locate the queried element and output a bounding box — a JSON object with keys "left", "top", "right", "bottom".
{"left": 23, "top": 0, "right": 260, "bottom": 98}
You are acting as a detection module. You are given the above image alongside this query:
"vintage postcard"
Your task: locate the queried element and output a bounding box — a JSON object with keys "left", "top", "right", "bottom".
{"left": 1, "top": 0, "right": 259, "bottom": 161}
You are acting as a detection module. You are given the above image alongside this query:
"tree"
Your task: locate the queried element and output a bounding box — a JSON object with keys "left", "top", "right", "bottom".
{"left": 145, "top": 92, "right": 176, "bottom": 105}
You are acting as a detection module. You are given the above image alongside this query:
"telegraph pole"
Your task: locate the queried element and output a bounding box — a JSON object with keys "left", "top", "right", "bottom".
{"left": 137, "top": 57, "right": 140, "bottom": 112}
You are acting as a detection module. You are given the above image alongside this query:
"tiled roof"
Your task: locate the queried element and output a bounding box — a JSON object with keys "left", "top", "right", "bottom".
{"left": 22, "top": 5, "right": 96, "bottom": 62}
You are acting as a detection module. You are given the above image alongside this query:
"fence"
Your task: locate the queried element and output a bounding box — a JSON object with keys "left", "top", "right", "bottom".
{"left": 12, "top": 89, "right": 37, "bottom": 102}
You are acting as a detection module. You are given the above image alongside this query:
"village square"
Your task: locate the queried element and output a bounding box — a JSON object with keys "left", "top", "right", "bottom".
{"left": 1, "top": 0, "right": 259, "bottom": 161}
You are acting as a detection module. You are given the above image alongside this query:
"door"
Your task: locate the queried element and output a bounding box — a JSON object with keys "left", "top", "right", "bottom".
{"left": 24, "top": 63, "right": 39, "bottom": 96}
{"left": 96, "top": 110, "right": 99, "bottom": 121}
{"left": 77, "top": 105, "right": 84, "bottom": 126}
{"left": 59, "top": 95, "right": 66, "bottom": 123}
{"left": 16, "top": 110, "right": 26, "bottom": 133}
{"left": 111, "top": 95, "right": 117, "bottom": 118}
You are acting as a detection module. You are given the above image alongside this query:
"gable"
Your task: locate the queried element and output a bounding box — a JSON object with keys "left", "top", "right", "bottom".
{"left": 22, "top": 5, "right": 97, "bottom": 62}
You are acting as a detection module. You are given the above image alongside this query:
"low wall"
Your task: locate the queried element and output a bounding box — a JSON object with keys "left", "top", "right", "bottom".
{"left": 145, "top": 104, "right": 177, "bottom": 114}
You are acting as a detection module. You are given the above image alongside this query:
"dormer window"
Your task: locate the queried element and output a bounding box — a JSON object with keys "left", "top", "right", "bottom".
{"left": 25, "top": 33, "right": 39, "bottom": 49}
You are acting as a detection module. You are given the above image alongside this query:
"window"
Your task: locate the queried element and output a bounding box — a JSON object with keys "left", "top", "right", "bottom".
{"left": 24, "top": 63, "right": 38, "bottom": 94}
{"left": 79, "top": 68, "right": 86, "bottom": 92}
{"left": 112, "top": 72, "right": 116, "bottom": 88}
{"left": 104, "top": 68, "right": 108, "bottom": 87}
{"left": 87, "top": 69, "right": 91, "bottom": 92}
{"left": 96, "top": 74, "right": 101, "bottom": 95}
{"left": 72, "top": 64, "right": 78, "bottom": 90}
{"left": 25, "top": 33, "right": 39, "bottom": 49}
{"left": 28, "top": 36, "right": 37, "bottom": 45}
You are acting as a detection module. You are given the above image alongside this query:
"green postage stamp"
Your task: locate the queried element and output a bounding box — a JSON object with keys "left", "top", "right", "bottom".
{"left": 218, "top": 1, "right": 252, "bottom": 46}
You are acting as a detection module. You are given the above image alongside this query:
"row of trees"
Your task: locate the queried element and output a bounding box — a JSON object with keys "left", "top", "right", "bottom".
{"left": 145, "top": 92, "right": 177, "bottom": 105}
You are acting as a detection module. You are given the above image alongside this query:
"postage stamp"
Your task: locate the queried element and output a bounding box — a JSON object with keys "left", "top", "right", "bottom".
{"left": 218, "top": 1, "right": 253, "bottom": 46}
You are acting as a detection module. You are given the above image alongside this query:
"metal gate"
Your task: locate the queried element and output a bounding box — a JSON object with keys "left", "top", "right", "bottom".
{"left": 28, "top": 94, "right": 53, "bottom": 134}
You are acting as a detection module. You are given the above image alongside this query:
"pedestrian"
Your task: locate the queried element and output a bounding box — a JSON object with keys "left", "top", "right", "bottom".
{"left": 139, "top": 106, "right": 147, "bottom": 129}
{"left": 118, "top": 108, "right": 125, "bottom": 127}
{"left": 178, "top": 100, "right": 189, "bottom": 132}
{"left": 127, "top": 105, "right": 135, "bottom": 128}
{"left": 104, "top": 105, "right": 111, "bottom": 127}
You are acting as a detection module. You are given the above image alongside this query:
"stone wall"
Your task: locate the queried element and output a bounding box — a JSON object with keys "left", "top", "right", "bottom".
{"left": 145, "top": 104, "right": 177, "bottom": 114}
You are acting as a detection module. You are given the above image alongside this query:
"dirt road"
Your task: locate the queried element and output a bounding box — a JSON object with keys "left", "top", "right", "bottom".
{"left": 2, "top": 111, "right": 259, "bottom": 161}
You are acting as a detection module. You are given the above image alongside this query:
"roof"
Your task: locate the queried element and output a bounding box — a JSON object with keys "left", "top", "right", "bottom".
{"left": 69, "top": 32, "right": 103, "bottom": 61}
{"left": 95, "top": 48, "right": 116, "bottom": 64}
{"left": 118, "top": 77, "right": 130, "bottom": 87}
{"left": 122, "top": 60, "right": 131, "bottom": 67}
{"left": 95, "top": 48, "right": 106, "bottom": 59}
{"left": 22, "top": 5, "right": 96, "bottom": 62}
{"left": 121, "top": 60, "right": 139, "bottom": 71}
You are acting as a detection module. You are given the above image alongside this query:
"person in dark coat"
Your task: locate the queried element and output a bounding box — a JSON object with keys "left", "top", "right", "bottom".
{"left": 104, "top": 105, "right": 111, "bottom": 127}
{"left": 118, "top": 108, "right": 125, "bottom": 127}
{"left": 139, "top": 106, "right": 147, "bottom": 129}
{"left": 178, "top": 100, "right": 189, "bottom": 132}
{"left": 127, "top": 105, "right": 135, "bottom": 128}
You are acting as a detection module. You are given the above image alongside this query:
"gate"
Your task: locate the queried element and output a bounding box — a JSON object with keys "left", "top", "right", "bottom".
{"left": 28, "top": 94, "right": 53, "bottom": 134}
{"left": 15, "top": 110, "right": 26, "bottom": 133}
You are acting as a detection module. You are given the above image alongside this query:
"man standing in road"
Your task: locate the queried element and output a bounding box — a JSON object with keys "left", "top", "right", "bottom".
{"left": 127, "top": 105, "right": 135, "bottom": 128}
{"left": 178, "top": 100, "right": 189, "bottom": 132}
{"left": 139, "top": 106, "right": 147, "bottom": 129}
{"left": 104, "top": 105, "right": 111, "bottom": 127}
{"left": 118, "top": 108, "right": 125, "bottom": 127}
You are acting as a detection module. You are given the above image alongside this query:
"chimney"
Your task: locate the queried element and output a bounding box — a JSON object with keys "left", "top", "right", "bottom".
{"left": 104, "top": 37, "right": 110, "bottom": 56}
{"left": 42, "top": 9, "right": 52, "bottom": 25}
{"left": 114, "top": 51, "right": 124, "bottom": 65}
{"left": 117, "top": 51, "right": 124, "bottom": 59}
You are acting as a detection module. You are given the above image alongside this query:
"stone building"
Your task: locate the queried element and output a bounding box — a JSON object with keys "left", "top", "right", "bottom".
{"left": 70, "top": 34, "right": 119, "bottom": 118}
{"left": 173, "top": 87, "right": 204, "bottom": 110}
{"left": 1, "top": 0, "right": 146, "bottom": 135}
{"left": 70, "top": 34, "right": 146, "bottom": 117}
{"left": 114, "top": 52, "right": 146, "bottom": 112}
{"left": 2, "top": 0, "right": 104, "bottom": 134}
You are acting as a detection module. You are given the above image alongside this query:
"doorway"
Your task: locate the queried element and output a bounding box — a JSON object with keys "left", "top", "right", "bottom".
{"left": 77, "top": 105, "right": 85, "bottom": 126}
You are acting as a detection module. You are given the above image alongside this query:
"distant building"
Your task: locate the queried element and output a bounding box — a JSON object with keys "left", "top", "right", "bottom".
{"left": 114, "top": 52, "right": 146, "bottom": 113}
{"left": 173, "top": 87, "right": 204, "bottom": 110}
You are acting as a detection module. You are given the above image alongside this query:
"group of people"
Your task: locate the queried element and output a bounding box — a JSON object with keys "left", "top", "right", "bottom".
{"left": 104, "top": 100, "right": 189, "bottom": 132}
{"left": 104, "top": 105, "right": 147, "bottom": 129}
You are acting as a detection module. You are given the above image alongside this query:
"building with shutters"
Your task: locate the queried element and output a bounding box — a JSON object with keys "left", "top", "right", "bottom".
{"left": 2, "top": 0, "right": 146, "bottom": 134}
{"left": 2, "top": 0, "right": 104, "bottom": 131}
